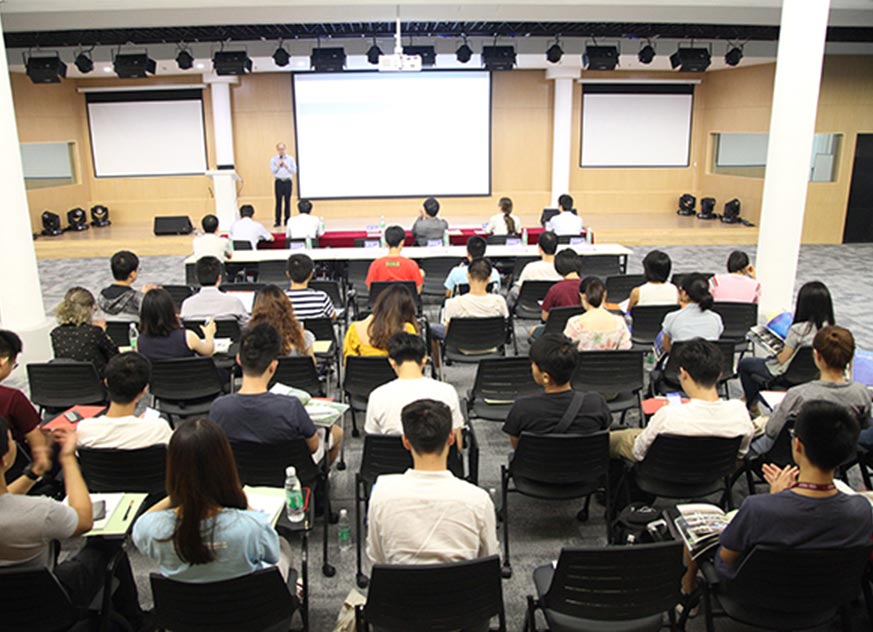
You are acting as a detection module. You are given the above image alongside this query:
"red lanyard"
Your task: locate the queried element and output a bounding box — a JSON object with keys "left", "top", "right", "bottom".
{"left": 792, "top": 481, "right": 836, "bottom": 492}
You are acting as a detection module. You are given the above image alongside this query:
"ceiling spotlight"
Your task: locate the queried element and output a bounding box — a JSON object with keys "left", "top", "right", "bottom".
{"left": 725, "top": 45, "right": 743, "bottom": 67}
{"left": 677, "top": 193, "right": 696, "bottom": 216}
{"left": 366, "top": 42, "right": 382, "bottom": 65}
{"left": 698, "top": 197, "right": 718, "bottom": 220}
{"left": 546, "top": 39, "right": 563, "bottom": 64}
{"left": 74, "top": 51, "right": 94, "bottom": 74}
{"left": 456, "top": 39, "right": 473, "bottom": 64}
{"left": 638, "top": 43, "right": 656, "bottom": 65}
{"left": 90, "top": 205, "right": 111, "bottom": 227}
{"left": 272, "top": 44, "right": 290, "bottom": 67}
{"left": 67, "top": 208, "right": 89, "bottom": 232}
{"left": 212, "top": 50, "right": 253, "bottom": 75}
{"left": 113, "top": 52, "right": 156, "bottom": 78}
{"left": 722, "top": 198, "right": 742, "bottom": 223}
{"left": 481, "top": 46, "right": 516, "bottom": 71}
{"left": 403, "top": 45, "right": 436, "bottom": 67}
{"left": 176, "top": 48, "right": 194, "bottom": 70}
{"left": 25, "top": 55, "right": 67, "bottom": 84}
{"left": 311, "top": 47, "right": 346, "bottom": 72}
{"left": 670, "top": 47, "right": 711, "bottom": 72}
{"left": 584, "top": 45, "right": 619, "bottom": 71}
{"left": 41, "top": 211, "right": 63, "bottom": 236}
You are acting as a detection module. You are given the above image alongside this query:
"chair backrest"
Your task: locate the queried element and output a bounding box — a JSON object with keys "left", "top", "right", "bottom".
{"left": 629, "top": 304, "right": 681, "bottom": 344}
{"left": 287, "top": 237, "right": 319, "bottom": 249}
{"left": 781, "top": 346, "right": 820, "bottom": 386}
{"left": 346, "top": 260, "right": 372, "bottom": 295}
{"left": 163, "top": 284, "right": 195, "bottom": 311}
{"left": 219, "top": 283, "right": 265, "bottom": 293}
{"left": 543, "top": 542, "right": 684, "bottom": 621}
{"left": 353, "top": 237, "right": 382, "bottom": 248}
{"left": 231, "top": 439, "right": 321, "bottom": 488}
{"left": 444, "top": 317, "right": 507, "bottom": 356}
{"left": 516, "top": 280, "right": 557, "bottom": 318}
{"left": 660, "top": 340, "right": 735, "bottom": 389}
{"left": 78, "top": 445, "right": 167, "bottom": 494}
{"left": 232, "top": 240, "right": 253, "bottom": 251}
{"left": 26, "top": 362, "right": 106, "bottom": 411}
{"left": 605, "top": 274, "right": 647, "bottom": 303}
{"left": 301, "top": 317, "right": 336, "bottom": 344}
{"left": 105, "top": 320, "right": 138, "bottom": 347}
{"left": 150, "top": 567, "right": 296, "bottom": 632}
{"left": 309, "top": 280, "right": 344, "bottom": 309}
{"left": 573, "top": 350, "right": 645, "bottom": 395}
{"left": 638, "top": 434, "right": 742, "bottom": 485}
{"left": 453, "top": 281, "right": 496, "bottom": 295}
{"left": 470, "top": 357, "right": 540, "bottom": 404}
{"left": 760, "top": 417, "right": 796, "bottom": 467}
{"left": 368, "top": 281, "right": 420, "bottom": 310}
{"left": 359, "top": 434, "right": 414, "bottom": 484}
{"left": 486, "top": 234, "right": 519, "bottom": 245}
{"left": 511, "top": 431, "right": 610, "bottom": 486}
{"left": 269, "top": 356, "right": 323, "bottom": 396}
{"left": 363, "top": 555, "right": 505, "bottom": 632}
{"left": 0, "top": 567, "right": 79, "bottom": 632}
{"left": 543, "top": 306, "right": 584, "bottom": 335}
{"left": 578, "top": 254, "right": 622, "bottom": 278}
{"left": 343, "top": 356, "right": 397, "bottom": 400}
{"left": 712, "top": 301, "right": 759, "bottom": 341}
{"left": 418, "top": 257, "right": 459, "bottom": 297}
{"left": 149, "top": 357, "right": 224, "bottom": 403}
{"left": 182, "top": 319, "right": 241, "bottom": 342}
{"left": 256, "top": 260, "right": 288, "bottom": 284}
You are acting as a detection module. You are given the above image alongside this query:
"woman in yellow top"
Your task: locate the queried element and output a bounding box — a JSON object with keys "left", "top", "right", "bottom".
{"left": 343, "top": 285, "right": 419, "bottom": 361}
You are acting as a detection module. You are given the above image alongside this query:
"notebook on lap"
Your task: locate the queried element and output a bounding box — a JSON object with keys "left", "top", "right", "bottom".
{"left": 747, "top": 311, "right": 792, "bottom": 355}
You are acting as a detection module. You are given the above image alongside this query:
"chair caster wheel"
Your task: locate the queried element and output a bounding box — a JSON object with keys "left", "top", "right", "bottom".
{"left": 576, "top": 509, "right": 589, "bottom": 522}
{"left": 322, "top": 564, "right": 336, "bottom": 577}
{"left": 501, "top": 565, "right": 513, "bottom": 579}
{"left": 337, "top": 461, "right": 347, "bottom": 471}
{"left": 356, "top": 573, "right": 369, "bottom": 588}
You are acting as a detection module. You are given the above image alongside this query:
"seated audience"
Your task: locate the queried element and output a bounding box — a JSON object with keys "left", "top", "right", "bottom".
{"left": 0, "top": 330, "right": 50, "bottom": 474}
{"left": 343, "top": 284, "right": 419, "bottom": 359}
{"left": 365, "top": 333, "right": 464, "bottom": 446}
{"left": 609, "top": 339, "right": 754, "bottom": 462}
{"left": 210, "top": 324, "right": 341, "bottom": 465}
{"left": 502, "top": 334, "right": 611, "bottom": 448}
{"left": 230, "top": 204, "right": 274, "bottom": 250}
{"left": 366, "top": 225, "right": 425, "bottom": 292}
{"left": 136, "top": 288, "right": 215, "bottom": 361}
{"left": 564, "top": 277, "right": 632, "bottom": 351}
{"left": 443, "top": 236, "right": 501, "bottom": 297}
{"left": 485, "top": 197, "right": 521, "bottom": 236}
{"left": 366, "top": 399, "right": 497, "bottom": 565}
{"left": 709, "top": 250, "right": 760, "bottom": 304}
{"left": 180, "top": 256, "right": 248, "bottom": 326}
{"left": 248, "top": 285, "right": 314, "bottom": 359}
{"left": 51, "top": 286, "right": 118, "bottom": 377}
{"left": 436, "top": 258, "right": 509, "bottom": 339}
{"left": 192, "top": 214, "right": 232, "bottom": 261}
{"left": 98, "top": 250, "right": 155, "bottom": 322}
{"left": 540, "top": 249, "right": 582, "bottom": 320}
{"left": 411, "top": 197, "right": 449, "bottom": 246}
{"left": 738, "top": 280, "right": 834, "bottom": 413}
{"left": 753, "top": 326, "right": 870, "bottom": 454}
{"left": 285, "top": 198, "right": 324, "bottom": 241}
{"left": 1, "top": 421, "right": 147, "bottom": 630}
{"left": 545, "top": 194, "right": 583, "bottom": 236}
{"left": 286, "top": 253, "right": 337, "bottom": 321}
{"left": 627, "top": 250, "right": 679, "bottom": 311}
{"left": 77, "top": 352, "right": 171, "bottom": 449}
{"left": 660, "top": 273, "right": 724, "bottom": 353}
{"left": 133, "top": 418, "right": 292, "bottom": 583}
{"left": 508, "top": 231, "right": 562, "bottom": 308}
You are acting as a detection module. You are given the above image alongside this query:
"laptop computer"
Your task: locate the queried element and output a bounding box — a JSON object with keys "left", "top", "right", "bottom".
{"left": 852, "top": 348, "right": 873, "bottom": 391}
{"left": 747, "top": 311, "right": 793, "bottom": 355}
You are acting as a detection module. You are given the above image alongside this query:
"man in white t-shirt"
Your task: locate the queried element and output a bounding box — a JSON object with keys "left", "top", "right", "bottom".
{"left": 514, "top": 231, "right": 562, "bottom": 287}
{"left": 545, "top": 193, "right": 584, "bottom": 236}
{"left": 366, "top": 398, "right": 497, "bottom": 567}
{"left": 610, "top": 338, "right": 754, "bottom": 462}
{"left": 431, "top": 258, "right": 508, "bottom": 342}
{"left": 230, "top": 204, "right": 275, "bottom": 250}
{"left": 365, "top": 333, "right": 464, "bottom": 446}
{"left": 192, "top": 214, "right": 232, "bottom": 261}
{"left": 285, "top": 199, "right": 324, "bottom": 241}
{"left": 77, "top": 352, "right": 172, "bottom": 450}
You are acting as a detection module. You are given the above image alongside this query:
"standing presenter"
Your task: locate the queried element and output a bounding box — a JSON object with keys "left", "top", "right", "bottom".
{"left": 270, "top": 142, "right": 297, "bottom": 227}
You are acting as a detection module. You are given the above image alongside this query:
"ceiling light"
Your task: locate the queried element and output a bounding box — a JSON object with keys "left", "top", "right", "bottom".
{"left": 725, "top": 45, "right": 743, "bottom": 67}
{"left": 456, "top": 42, "right": 473, "bottom": 64}
{"left": 638, "top": 43, "right": 656, "bottom": 65}
{"left": 583, "top": 45, "right": 619, "bottom": 71}
{"left": 212, "top": 50, "right": 253, "bottom": 75}
{"left": 272, "top": 45, "right": 290, "bottom": 67}
{"left": 25, "top": 55, "right": 67, "bottom": 84}
{"left": 113, "top": 52, "right": 157, "bottom": 78}
{"left": 176, "top": 49, "right": 194, "bottom": 70}
{"left": 670, "top": 47, "right": 711, "bottom": 72}
{"left": 546, "top": 39, "right": 563, "bottom": 64}
{"left": 310, "top": 47, "right": 346, "bottom": 72}
{"left": 74, "top": 51, "right": 94, "bottom": 74}
{"left": 403, "top": 46, "right": 436, "bottom": 67}
{"left": 481, "top": 46, "right": 516, "bottom": 71}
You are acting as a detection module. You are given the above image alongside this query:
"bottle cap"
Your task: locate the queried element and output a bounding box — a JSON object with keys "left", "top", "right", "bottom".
{"left": 285, "top": 466, "right": 296, "bottom": 477}
{"left": 339, "top": 508, "right": 348, "bottom": 518}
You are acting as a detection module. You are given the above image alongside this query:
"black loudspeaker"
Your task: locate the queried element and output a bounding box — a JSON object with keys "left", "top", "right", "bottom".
{"left": 154, "top": 216, "right": 194, "bottom": 235}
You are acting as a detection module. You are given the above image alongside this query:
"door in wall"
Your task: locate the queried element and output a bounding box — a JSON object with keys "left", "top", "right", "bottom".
{"left": 843, "top": 134, "right": 873, "bottom": 243}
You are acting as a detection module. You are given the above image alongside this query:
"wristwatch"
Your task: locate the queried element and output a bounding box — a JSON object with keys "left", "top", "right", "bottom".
{"left": 23, "top": 465, "right": 42, "bottom": 482}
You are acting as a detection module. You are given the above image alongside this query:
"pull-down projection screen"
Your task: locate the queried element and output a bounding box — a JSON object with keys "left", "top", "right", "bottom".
{"left": 293, "top": 72, "right": 491, "bottom": 199}
{"left": 86, "top": 89, "right": 207, "bottom": 177}
{"left": 580, "top": 84, "right": 694, "bottom": 168}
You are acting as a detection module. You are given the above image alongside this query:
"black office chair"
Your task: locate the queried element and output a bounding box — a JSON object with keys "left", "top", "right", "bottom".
{"left": 731, "top": 419, "right": 796, "bottom": 496}
{"left": 440, "top": 317, "right": 509, "bottom": 368}
{"left": 162, "top": 284, "right": 194, "bottom": 311}
{"left": 501, "top": 431, "right": 611, "bottom": 577}
{"left": 353, "top": 237, "right": 382, "bottom": 248}
{"left": 105, "top": 321, "right": 137, "bottom": 347}
{"left": 486, "top": 234, "right": 522, "bottom": 245}
{"left": 650, "top": 339, "right": 737, "bottom": 399}
{"left": 219, "top": 282, "right": 265, "bottom": 293}
{"left": 27, "top": 361, "right": 106, "bottom": 418}
{"left": 256, "top": 260, "right": 288, "bottom": 284}
{"left": 301, "top": 316, "right": 341, "bottom": 376}
{"left": 605, "top": 274, "right": 646, "bottom": 304}
{"left": 342, "top": 356, "right": 397, "bottom": 437}
{"left": 149, "top": 357, "right": 225, "bottom": 421}
{"left": 629, "top": 304, "right": 680, "bottom": 348}
{"left": 453, "top": 281, "right": 497, "bottom": 296}
{"left": 182, "top": 318, "right": 242, "bottom": 342}
{"left": 232, "top": 240, "right": 253, "bottom": 251}
{"left": 367, "top": 281, "right": 421, "bottom": 313}
{"left": 515, "top": 280, "right": 557, "bottom": 320}
{"left": 712, "top": 301, "right": 758, "bottom": 353}
{"left": 573, "top": 350, "right": 646, "bottom": 425}
{"left": 287, "top": 237, "right": 319, "bottom": 249}
{"left": 151, "top": 568, "right": 299, "bottom": 632}
{"left": 418, "top": 256, "right": 459, "bottom": 301}
{"left": 557, "top": 234, "right": 585, "bottom": 245}
{"left": 308, "top": 280, "right": 346, "bottom": 317}
{"left": 269, "top": 356, "right": 325, "bottom": 397}
{"left": 356, "top": 556, "right": 506, "bottom": 632}
{"left": 466, "top": 357, "right": 540, "bottom": 422}
{"left": 578, "top": 254, "right": 622, "bottom": 278}
{"left": 525, "top": 542, "right": 685, "bottom": 632}
{"left": 766, "top": 346, "right": 820, "bottom": 390}
{"left": 78, "top": 445, "right": 167, "bottom": 496}
{"left": 542, "top": 306, "right": 584, "bottom": 336}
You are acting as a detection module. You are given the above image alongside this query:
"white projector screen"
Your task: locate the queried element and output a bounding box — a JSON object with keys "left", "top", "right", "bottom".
{"left": 87, "top": 90, "right": 207, "bottom": 177}
{"left": 580, "top": 86, "right": 693, "bottom": 168}
{"left": 293, "top": 72, "right": 491, "bottom": 199}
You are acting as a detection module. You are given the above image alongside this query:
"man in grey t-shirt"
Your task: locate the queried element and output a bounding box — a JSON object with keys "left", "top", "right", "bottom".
{"left": 411, "top": 197, "right": 449, "bottom": 246}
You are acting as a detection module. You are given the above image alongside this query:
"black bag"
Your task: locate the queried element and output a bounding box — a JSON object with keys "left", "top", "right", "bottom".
{"left": 611, "top": 503, "right": 670, "bottom": 545}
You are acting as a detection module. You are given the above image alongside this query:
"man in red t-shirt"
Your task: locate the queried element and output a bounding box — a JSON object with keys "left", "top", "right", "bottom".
{"left": 0, "top": 330, "right": 50, "bottom": 475}
{"left": 365, "top": 225, "right": 425, "bottom": 293}
{"left": 540, "top": 249, "right": 582, "bottom": 321}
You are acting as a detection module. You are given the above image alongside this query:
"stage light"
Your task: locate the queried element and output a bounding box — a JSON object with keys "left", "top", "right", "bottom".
{"left": 41, "top": 211, "right": 63, "bottom": 236}
{"left": 546, "top": 38, "right": 563, "bottom": 64}
{"left": 722, "top": 198, "right": 742, "bottom": 223}
{"left": 114, "top": 53, "right": 156, "bottom": 78}
{"left": 366, "top": 42, "right": 383, "bottom": 65}
{"left": 481, "top": 46, "right": 516, "bottom": 71}
{"left": 176, "top": 49, "right": 194, "bottom": 70}
{"left": 212, "top": 50, "right": 253, "bottom": 75}
{"left": 456, "top": 41, "right": 473, "bottom": 64}
{"left": 584, "top": 45, "right": 619, "bottom": 71}
{"left": 74, "top": 51, "right": 94, "bottom": 74}
{"left": 90, "top": 205, "right": 111, "bottom": 227}
{"left": 638, "top": 43, "right": 656, "bottom": 65}
{"left": 310, "top": 47, "right": 346, "bottom": 72}
{"left": 670, "top": 47, "right": 711, "bottom": 72}
{"left": 725, "top": 45, "right": 743, "bottom": 67}
{"left": 67, "top": 208, "right": 89, "bottom": 232}
{"left": 403, "top": 45, "right": 436, "bottom": 67}
{"left": 272, "top": 45, "right": 290, "bottom": 68}
{"left": 697, "top": 197, "right": 717, "bottom": 220}
{"left": 25, "top": 55, "right": 67, "bottom": 84}
{"left": 677, "top": 193, "right": 696, "bottom": 216}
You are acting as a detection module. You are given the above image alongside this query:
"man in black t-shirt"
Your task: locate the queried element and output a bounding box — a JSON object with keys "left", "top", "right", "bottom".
{"left": 502, "top": 334, "right": 610, "bottom": 448}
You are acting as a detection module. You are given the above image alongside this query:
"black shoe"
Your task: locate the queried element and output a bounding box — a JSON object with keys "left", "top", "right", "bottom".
{"left": 273, "top": 222, "right": 280, "bottom": 228}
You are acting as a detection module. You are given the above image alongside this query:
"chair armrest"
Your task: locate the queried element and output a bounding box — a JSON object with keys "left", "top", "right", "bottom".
{"left": 463, "top": 423, "right": 480, "bottom": 485}
{"left": 699, "top": 557, "right": 722, "bottom": 587}
{"left": 459, "top": 397, "right": 470, "bottom": 423}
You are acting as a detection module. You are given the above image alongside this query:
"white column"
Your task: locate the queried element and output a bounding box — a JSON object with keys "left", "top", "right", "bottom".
{"left": 756, "top": 0, "right": 830, "bottom": 316}
{"left": 546, "top": 67, "right": 580, "bottom": 207}
{"left": 203, "top": 74, "right": 239, "bottom": 229}
{"left": 0, "top": 14, "right": 52, "bottom": 367}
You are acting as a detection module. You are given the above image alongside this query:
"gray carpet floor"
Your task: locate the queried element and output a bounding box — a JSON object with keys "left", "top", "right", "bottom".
{"left": 18, "top": 243, "right": 873, "bottom": 631}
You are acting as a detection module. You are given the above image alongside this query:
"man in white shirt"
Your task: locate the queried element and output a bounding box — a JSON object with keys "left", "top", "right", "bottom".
{"left": 77, "top": 352, "right": 172, "bottom": 450}
{"left": 366, "top": 398, "right": 497, "bottom": 566}
{"left": 271, "top": 142, "right": 297, "bottom": 227}
{"left": 546, "top": 194, "right": 584, "bottom": 236}
{"left": 192, "top": 214, "right": 232, "bottom": 261}
{"left": 609, "top": 339, "right": 754, "bottom": 462}
{"left": 432, "top": 258, "right": 508, "bottom": 341}
{"left": 180, "top": 256, "right": 248, "bottom": 326}
{"left": 285, "top": 199, "right": 324, "bottom": 241}
{"left": 365, "top": 333, "right": 464, "bottom": 446}
{"left": 508, "top": 231, "right": 562, "bottom": 309}
{"left": 230, "top": 204, "right": 274, "bottom": 250}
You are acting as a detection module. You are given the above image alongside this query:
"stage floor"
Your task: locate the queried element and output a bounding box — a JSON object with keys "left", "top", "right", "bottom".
{"left": 32, "top": 211, "right": 758, "bottom": 260}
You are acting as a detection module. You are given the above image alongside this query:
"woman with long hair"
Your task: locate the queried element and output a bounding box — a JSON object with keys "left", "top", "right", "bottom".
{"left": 135, "top": 288, "right": 215, "bottom": 361}
{"left": 248, "top": 284, "right": 314, "bottom": 359}
{"left": 485, "top": 197, "right": 521, "bottom": 236}
{"left": 659, "top": 273, "right": 723, "bottom": 353}
{"left": 133, "top": 418, "right": 290, "bottom": 582}
{"left": 343, "top": 284, "right": 419, "bottom": 360}
{"left": 51, "top": 286, "right": 119, "bottom": 376}
{"left": 627, "top": 250, "right": 679, "bottom": 311}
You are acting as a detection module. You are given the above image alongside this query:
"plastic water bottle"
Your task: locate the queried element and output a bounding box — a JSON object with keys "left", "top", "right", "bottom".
{"left": 337, "top": 509, "right": 352, "bottom": 552}
{"left": 379, "top": 215, "right": 387, "bottom": 247}
{"left": 128, "top": 323, "right": 138, "bottom": 350}
{"left": 284, "top": 466, "right": 305, "bottom": 523}
{"left": 319, "top": 216, "right": 326, "bottom": 234}
{"left": 305, "top": 236, "right": 312, "bottom": 249}
{"left": 521, "top": 227, "right": 528, "bottom": 245}
{"left": 585, "top": 228, "right": 593, "bottom": 244}
{"left": 442, "top": 231, "right": 450, "bottom": 247}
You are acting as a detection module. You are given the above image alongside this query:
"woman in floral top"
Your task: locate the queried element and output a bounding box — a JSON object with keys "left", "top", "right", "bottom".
{"left": 563, "top": 277, "right": 632, "bottom": 351}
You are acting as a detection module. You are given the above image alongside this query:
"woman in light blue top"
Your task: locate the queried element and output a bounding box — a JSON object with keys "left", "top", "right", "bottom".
{"left": 660, "top": 273, "right": 724, "bottom": 353}
{"left": 132, "top": 418, "right": 282, "bottom": 583}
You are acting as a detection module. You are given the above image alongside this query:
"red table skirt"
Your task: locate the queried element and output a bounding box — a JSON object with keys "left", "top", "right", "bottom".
{"left": 258, "top": 227, "right": 552, "bottom": 250}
